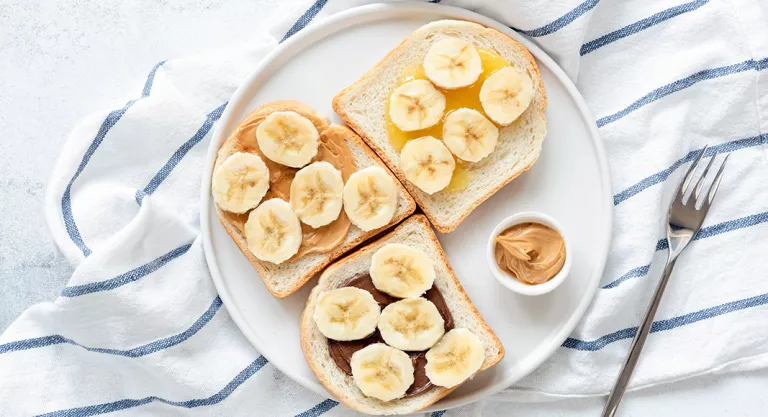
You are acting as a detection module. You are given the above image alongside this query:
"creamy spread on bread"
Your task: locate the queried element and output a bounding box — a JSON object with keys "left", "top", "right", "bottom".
{"left": 327, "top": 273, "right": 454, "bottom": 397}
{"left": 220, "top": 110, "right": 355, "bottom": 258}
{"left": 304, "top": 215, "right": 502, "bottom": 412}
{"left": 494, "top": 222, "right": 565, "bottom": 284}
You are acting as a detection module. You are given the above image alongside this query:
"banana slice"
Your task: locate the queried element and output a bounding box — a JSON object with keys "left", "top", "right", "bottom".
{"left": 389, "top": 79, "right": 446, "bottom": 132}
{"left": 212, "top": 152, "right": 270, "bottom": 213}
{"left": 244, "top": 198, "right": 302, "bottom": 264}
{"left": 289, "top": 161, "right": 344, "bottom": 228}
{"left": 400, "top": 136, "right": 455, "bottom": 194}
{"left": 425, "top": 328, "right": 485, "bottom": 388}
{"left": 423, "top": 37, "right": 482, "bottom": 89}
{"left": 378, "top": 298, "right": 445, "bottom": 351}
{"left": 370, "top": 243, "right": 435, "bottom": 298}
{"left": 313, "top": 287, "right": 380, "bottom": 341}
{"left": 342, "top": 166, "right": 399, "bottom": 231}
{"left": 256, "top": 111, "right": 319, "bottom": 168}
{"left": 351, "top": 343, "right": 415, "bottom": 402}
{"left": 480, "top": 67, "right": 534, "bottom": 126}
{"left": 442, "top": 108, "right": 499, "bottom": 163}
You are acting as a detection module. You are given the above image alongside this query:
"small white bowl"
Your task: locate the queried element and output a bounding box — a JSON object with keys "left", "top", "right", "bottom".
{"left": 487, "top": 212, "right": 571, "bottom": 296}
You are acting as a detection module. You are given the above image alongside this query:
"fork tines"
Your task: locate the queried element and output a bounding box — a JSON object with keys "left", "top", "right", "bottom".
{"left": 680, "top": 145, "right": 729, "bottom": 208}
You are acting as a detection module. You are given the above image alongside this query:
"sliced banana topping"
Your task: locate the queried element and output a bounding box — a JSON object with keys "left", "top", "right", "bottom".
{"left": 400, "top": 136, "right": 455, "bottom": 195}
{"left": 212, "top": 152, "right": 270, "bottom": 213}
{"left": 442, "top": 108, "right": 499, "bottom": 163}
{"left": 480, "top": 66, "right": 534, "bottom": 126}
{"left": 244, "top": 198, "right": 302, "bottom": 264}
{"left": 350, "top": 343, "right": 415, "bottom": 402}
{"left": 289, "top": 161, "right": 344, "bottom": 228}
{"left": 378, "top": 298, "right": 445, "bottom": 351}
{"left": 370, "top": 243, "right": 435, "bottom": 299}
{"left": 313, "top": 287, "right": 380, "bottom": 341}
{"left": 423, "top": 37, "right": 482, "bottom": 89}
{"left": 389, "top": 79, "right": 446, "bottom": 132}
{"left": 425, "top": 328, "right": 485, "bottom": 388}
{"left": 342, "top": 166, "right": 399, "bottom": 232}
{"left": 256, "top": 111, "right": 319, "bottom": 168}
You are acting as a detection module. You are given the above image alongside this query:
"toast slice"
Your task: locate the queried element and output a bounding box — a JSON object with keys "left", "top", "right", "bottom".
{"left": 333, "top": 20, "right": 547, "bottom": 233}
{"left": 213, "top": 101, "right": 416, "bottom": 298}
{"left": 300, "top": 215, "right": 504, "bottom": 415}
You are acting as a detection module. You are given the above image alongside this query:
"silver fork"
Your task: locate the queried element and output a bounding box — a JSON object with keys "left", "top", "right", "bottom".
{"left": 601, "top": 146, "right": 728, "bottom": 417}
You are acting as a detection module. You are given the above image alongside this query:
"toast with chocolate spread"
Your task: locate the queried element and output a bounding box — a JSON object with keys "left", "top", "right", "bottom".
{"left": 300, "top": 215, "right": 504, "bottom": 414}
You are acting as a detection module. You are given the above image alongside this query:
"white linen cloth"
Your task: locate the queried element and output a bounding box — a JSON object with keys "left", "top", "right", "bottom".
{"left": 2, "top": 0, "right": 768, "bottom": 415}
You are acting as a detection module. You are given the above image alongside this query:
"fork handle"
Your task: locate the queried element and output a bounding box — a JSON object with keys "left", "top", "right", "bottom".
{"left": 601, "top": 257, "right": 678, "bottom": 417}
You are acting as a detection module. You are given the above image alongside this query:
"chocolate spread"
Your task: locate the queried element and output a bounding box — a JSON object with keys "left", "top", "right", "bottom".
{"left": 494, "top": 222, "right": 566, "bottom": 284}
{"left": 327, "top": 273, "right": 454, "bottom": 396}
{"left": 219, "top": 103, "right": 356, "bottom": 258}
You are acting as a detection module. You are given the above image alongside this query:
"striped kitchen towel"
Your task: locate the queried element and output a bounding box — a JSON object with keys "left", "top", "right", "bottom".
{"left": 2, "top": 0, "right": 768, "bottom": 415}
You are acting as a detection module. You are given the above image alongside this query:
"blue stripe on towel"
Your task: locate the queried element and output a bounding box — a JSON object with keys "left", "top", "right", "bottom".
{"left": 137, "top": 0, "right": 327, "bottom": 205}
{"left": 596, "top": 58, "right": 768, "bottom": 128}
{"left": 602, "top": 265, "right": 652, "bottom": 289}
{"left": 281, "top": 0, "right": 329, "bottom": 42}
{"left": 60, "top": 243, "right": 192, "bottom": 297}
{"left": 36, "top": 355, "right": 268, "bottom": 417}
{"left": 295, "top": 399, "right": 339, "bottom": 417}
{"left": 0, "top": 296, "right": 221, "bottom": 356}
{"left": 656, "top": 211, "right": 768, "bottom": 251}
{"left": 136, "top": 102, "right": 228, "bottom": 205}
{"left": 603, "top": 211, "right": 768, "bottom": 289}
{"left": 581, "top": 0, "right": 709, "bottom": 55}
{"left": 61, "top": 61, "right": 166, "bottom": 257}
{"left": 431, "top": 411, "right": 447, "bottom": 417}
{"left": 563, "top": 292, "right": 768, "bottom": 351}
{"left": 512, "top": 0, "right": 600, "bottom": 37}
{"left": 613, "top": 135, "right": 766, "bottom": 206}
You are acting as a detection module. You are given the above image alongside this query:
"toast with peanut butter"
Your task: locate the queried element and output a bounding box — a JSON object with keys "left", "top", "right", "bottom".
{"left": 333, "top": 20, "right": 547, "bottom": 233}
{"left": 300, "top": 215, "right": 504, "bottom": 415}
{"left": 212, "top": 101, "right": 415, "bottom": 298}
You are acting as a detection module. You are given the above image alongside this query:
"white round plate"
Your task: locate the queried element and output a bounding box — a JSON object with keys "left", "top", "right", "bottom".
{"left": 201, "top": 2, "right": 612, "bottom": 412}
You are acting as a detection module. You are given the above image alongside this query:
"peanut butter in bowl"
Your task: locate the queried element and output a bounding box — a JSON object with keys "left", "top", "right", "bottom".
{"left": 494, "top": 222, "right": 566, "bottom": 285}
{"left": 486, "top": 212, "right": 571, "bottom": 296}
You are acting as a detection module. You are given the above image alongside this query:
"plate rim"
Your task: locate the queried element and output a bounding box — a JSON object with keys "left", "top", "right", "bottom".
{"left": 200, "top": 2, "right": 613, "bottom": 411}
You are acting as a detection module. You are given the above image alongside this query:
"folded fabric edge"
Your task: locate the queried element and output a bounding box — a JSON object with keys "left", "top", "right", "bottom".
{"left": 44, "top": 110, "right": 127, "bottom": 266}
{"left": 495, "top": 350, "right": 768, "bottom": 402}
{"left": 728, "top": 0, "right": 768, "bottom": 139}
{"left": 266, "top": 0, "right": 321, "bottom": 43}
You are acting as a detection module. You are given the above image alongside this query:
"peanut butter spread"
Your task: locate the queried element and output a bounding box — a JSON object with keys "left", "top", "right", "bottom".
{"left": 220, "top": 105, "right": 356, "bottom": 258}
{"left": 494, "top": 222, "right": 565, "bottom": 285}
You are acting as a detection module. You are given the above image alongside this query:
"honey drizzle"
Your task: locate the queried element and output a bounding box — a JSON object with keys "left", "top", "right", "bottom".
{"left": 385, "top": 49, "right": 510, "bottom": 192}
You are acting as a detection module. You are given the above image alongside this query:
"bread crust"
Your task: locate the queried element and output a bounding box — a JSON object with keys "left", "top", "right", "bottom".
{"left": 213, "top": 101, "right": 416, "bottom": 298}
{"left": 300, "top": 215, "right": 504, "bottom": 414}
{"left": 333, "top": 20, "right": 547, "bottom": 233}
